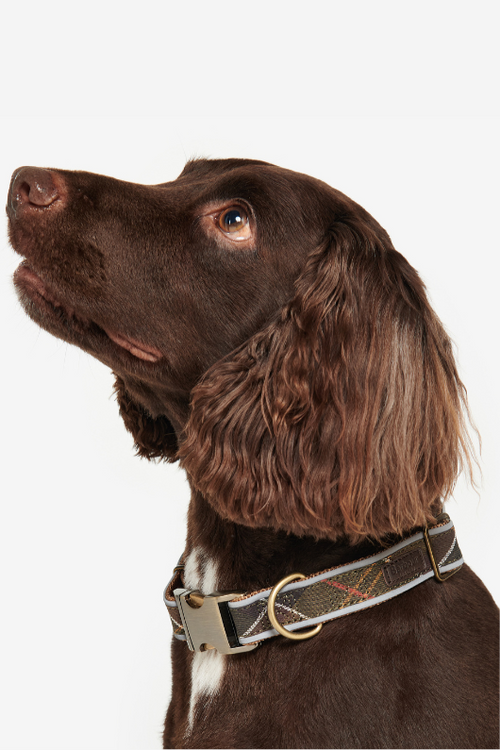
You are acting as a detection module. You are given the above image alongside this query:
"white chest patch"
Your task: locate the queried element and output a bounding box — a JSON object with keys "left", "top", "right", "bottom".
{"left": 183, "top": 547, "right": 226, "bottom": 732}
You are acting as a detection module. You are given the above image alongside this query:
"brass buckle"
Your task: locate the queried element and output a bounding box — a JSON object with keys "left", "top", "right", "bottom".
{"left": 423, "top": 527, "right": 460, "bottom": 582}
{"left": 267, "top": 573, "right": 323, "bottom": 641}
{"left": 174, "top": 588, "right": 259, "bottom": 655}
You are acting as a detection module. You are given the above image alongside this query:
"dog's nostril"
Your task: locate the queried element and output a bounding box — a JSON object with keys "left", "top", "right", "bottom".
{"left": 9, "top": 167, "right": 62, "bottom": 212}
{"left": 17, "top": 181, "right": 35, "bottom": 205}
{"left": 26, "top": 178, "right": 59, "bottom": 207}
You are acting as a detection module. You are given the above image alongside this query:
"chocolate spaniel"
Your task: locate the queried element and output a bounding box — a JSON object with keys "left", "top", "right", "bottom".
{"left": 7, "top": 159, "right": 499, "bottom": 749}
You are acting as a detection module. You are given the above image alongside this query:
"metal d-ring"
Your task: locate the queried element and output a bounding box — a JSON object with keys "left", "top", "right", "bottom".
{"left": 423, "top": 526, "right": 460, "bottom": 582}
{"left": 267, "top": 573, "right": 323, "bottom": 641}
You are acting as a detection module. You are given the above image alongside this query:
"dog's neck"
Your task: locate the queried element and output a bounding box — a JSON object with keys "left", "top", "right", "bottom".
{"left": 183, "top": 488, "right": 383, "bottom": 594}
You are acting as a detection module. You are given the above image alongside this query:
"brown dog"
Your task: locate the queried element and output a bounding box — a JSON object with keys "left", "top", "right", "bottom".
{"left": 7, "top": 159, "right": 499, "bottom": 749}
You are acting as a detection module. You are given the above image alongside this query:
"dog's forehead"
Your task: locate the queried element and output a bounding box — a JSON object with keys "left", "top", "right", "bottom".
{"left": 157, "top": 158, "right": 326, "bottom": 212}
{"left": 178, "top": 157, "right": 273, "bottom": 178}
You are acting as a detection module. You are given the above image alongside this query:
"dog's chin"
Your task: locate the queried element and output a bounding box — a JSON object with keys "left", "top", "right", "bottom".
{"left": 13, "top": 262, "right": 163, "bottom": 367}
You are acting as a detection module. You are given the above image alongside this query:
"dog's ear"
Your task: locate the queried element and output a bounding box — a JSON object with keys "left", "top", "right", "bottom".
{"left": 180, "top": 220, "right": 474, "bottom": 542}
{"left": 114, "top": 375, "right": 178, "bottom": 460}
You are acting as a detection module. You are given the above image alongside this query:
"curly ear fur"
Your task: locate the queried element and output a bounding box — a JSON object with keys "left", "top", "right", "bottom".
{"left": 114, "top": 376, "right": 178, "bottom": 460}
{"left": 180, "top": 219, "right": 475, "bottom": 542}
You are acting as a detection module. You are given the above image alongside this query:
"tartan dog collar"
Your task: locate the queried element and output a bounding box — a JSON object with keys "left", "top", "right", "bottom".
{"left": 163, "top": 514, "right": 463, "bottom": 655}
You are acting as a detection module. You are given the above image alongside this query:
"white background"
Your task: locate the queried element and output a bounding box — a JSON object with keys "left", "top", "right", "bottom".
{"left": 1, "top": 2, "right": 498, "bottom": 749}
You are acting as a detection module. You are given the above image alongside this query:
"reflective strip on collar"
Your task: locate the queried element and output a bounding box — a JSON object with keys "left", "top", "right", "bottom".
{"left": 163, "top": 514, "right": 463, "bottom": 648}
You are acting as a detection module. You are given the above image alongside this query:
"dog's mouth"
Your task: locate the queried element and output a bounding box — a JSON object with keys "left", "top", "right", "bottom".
{"left": 14, "top": 262, "right": 163, "bottom": 364}
{"left": 103, "top": 329, "right": 162, "bottom": 363}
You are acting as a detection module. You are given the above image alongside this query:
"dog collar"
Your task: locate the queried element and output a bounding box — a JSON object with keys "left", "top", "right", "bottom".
{"left": 163, "top": 513, "right": 463, "bottom": 655}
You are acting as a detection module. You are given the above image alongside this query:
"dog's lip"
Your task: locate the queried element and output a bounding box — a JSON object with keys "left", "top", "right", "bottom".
{"left": 14, "top": 262, "right": 163, "bottom": 364}
{"left": 15, "top": 261, "right": 85, "bottom": 320}
{"left": 103, "top": 329, "right": 162, "bottom": 363}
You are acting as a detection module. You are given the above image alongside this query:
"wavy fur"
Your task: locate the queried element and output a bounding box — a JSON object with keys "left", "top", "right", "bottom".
{"left": 180, "top": 218, "right": 474, "bottom": 542}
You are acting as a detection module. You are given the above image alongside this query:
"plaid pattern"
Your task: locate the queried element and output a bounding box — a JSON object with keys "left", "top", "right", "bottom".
{"left": 163, "top": 515, "right": 462, "bottom": 647}
{"left": 230, "top": 527, "right": 461, "bottom": 642}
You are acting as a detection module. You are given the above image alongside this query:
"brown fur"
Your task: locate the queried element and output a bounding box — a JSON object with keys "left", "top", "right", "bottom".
{"left": 7, "top": 159, "right": 499, "bottom": 748}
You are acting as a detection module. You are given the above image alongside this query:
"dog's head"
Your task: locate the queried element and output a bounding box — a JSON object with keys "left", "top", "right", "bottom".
{"left": 7, "top": 158, "right": 473, "bottom": 541}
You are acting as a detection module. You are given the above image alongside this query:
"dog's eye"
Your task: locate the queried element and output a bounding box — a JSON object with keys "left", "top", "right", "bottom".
{"left": 217, "top": 207, "right": 251, "bottom": 240}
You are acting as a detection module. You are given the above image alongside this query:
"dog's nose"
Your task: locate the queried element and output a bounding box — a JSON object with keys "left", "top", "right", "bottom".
{"left": 8, "top": 167, "right": 63, "bottom": 216}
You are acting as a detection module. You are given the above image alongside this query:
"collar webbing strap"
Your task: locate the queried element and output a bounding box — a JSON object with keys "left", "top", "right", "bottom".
{"left": 163, "top": 514, "right": 463, "bottom": 653}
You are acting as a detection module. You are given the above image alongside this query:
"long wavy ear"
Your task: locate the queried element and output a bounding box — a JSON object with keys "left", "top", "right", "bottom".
{"left": 114, "top": 375, "right": 178, "bottom": 460}
{"left": 180, "top": 220, "right": 475, "bottom": 542}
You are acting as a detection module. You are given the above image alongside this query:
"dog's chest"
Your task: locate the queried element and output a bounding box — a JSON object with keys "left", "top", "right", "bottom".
{"left": 183, "top": 547, "right": 226, "bottom": 732}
